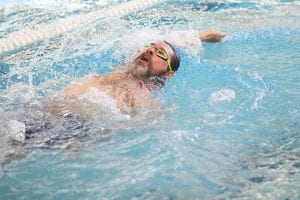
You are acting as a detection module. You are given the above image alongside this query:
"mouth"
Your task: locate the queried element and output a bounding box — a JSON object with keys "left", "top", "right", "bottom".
{"left": 139, "top": 52, "right": 149, "bottom": 63}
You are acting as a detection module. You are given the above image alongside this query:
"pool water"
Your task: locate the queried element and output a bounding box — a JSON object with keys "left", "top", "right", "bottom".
{"left": 0, "top": 0, "right": 300, "bottom": 199}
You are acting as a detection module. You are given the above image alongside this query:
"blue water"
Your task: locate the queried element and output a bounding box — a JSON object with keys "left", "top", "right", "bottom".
{"left": 0, "top": 0, "right": 300, "bottom": 199}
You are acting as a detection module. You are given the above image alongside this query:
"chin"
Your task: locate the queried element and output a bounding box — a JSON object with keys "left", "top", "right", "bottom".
{"left": 127, "top": 61, "right": 149, "bottom": 77}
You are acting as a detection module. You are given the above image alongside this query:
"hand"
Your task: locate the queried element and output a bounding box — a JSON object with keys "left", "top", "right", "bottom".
{"left": 199, "top": 30, "right": 226, "bottom": 42}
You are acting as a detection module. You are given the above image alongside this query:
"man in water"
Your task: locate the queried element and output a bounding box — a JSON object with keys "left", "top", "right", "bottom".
{"left": 52, "top": 30, "right": 225, "bottom": 116}
{"left": 3, "top": 30, "right": 225, "bottom": 145}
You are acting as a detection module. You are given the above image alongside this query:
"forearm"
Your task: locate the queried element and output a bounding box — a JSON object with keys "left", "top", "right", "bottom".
{"left": 199, "top": 30, "right": 226, "bottom": 42}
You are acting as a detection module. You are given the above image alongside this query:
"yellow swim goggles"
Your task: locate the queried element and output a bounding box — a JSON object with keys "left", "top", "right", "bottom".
{"left": 144, "top": 44, "right": 173, "bottom": 72}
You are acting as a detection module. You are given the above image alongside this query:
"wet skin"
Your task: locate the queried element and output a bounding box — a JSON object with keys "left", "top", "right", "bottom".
{"left": 53, "top": 41, "right": 174, "bottom": 116}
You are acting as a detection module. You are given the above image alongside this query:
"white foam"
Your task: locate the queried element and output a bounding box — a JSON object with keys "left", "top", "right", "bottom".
{"left": 171, "top": 130, "right": 199, "bottom": 143}
{"left": 251, "top": 90, "right": 266, "bottom": 110}
{"left": 118, "top": 29, "right": 202, "bottom": 60}
{"left": 210, "top": 89, "right": 236, "bottom": 103}
{"left": 166, "top": 30, "right": 202, "bottom": 55}
{"left": 4, "top": 84, "right": 37, "bottom": 105}
{"left": 3, "top": 120, "right": 26, "bottom": 143}
{"left": 118, "top": 28, "right": 162, "bottom": 57}
{"left": 79, "top": 87, "right": 130, "bottom": 119}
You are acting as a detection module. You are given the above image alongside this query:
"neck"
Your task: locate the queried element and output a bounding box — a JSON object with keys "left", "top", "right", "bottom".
{"left": 118, "top": 62, "right": 166, "bottom": 91}
{"left": 126, "top": 71, "right": 165, "bottom": 92}
{"left": 145, "top": 76, "right": 166, "bottom": 92}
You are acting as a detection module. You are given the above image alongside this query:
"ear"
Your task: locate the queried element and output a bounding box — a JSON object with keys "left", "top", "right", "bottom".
{"left": 165, "top": 70, "right": 175, "bottom": 77}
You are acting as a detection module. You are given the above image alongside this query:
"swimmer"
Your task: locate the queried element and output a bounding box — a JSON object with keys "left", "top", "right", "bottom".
{"left": 4, "top": 30, "right": 225, "bottom": 146}
{"left": 50, "top": 30, "right": 225, "bottom": 116}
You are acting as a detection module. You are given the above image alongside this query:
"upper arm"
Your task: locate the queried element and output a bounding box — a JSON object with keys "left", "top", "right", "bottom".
{"left": 63, "top": 82, "right": 87, "bottom": 96}
{"left": 62, "top": 76, "right": 95, "bottom": 97}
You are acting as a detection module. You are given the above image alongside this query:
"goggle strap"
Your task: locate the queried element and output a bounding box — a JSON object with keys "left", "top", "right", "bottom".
{"left": 167, "top": 59, "right": 173, "bottom": 72}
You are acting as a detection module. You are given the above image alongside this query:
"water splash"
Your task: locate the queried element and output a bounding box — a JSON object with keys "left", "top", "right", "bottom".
{"left": 210, "top": 89, "right": 236, "bottom": 103}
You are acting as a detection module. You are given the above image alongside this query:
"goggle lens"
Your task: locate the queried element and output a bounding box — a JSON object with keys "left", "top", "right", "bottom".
{"left": 156, "top": 49, "right": 168, "bottom": 61}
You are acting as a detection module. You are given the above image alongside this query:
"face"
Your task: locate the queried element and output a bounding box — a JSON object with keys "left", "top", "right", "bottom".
{"left": 131, "top": 41, "right": 174, "bottom": 77}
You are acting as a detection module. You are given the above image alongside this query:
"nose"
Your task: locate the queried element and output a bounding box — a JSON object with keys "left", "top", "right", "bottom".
{"left": 146, "top": 47, "right": 154, "bottom": 56}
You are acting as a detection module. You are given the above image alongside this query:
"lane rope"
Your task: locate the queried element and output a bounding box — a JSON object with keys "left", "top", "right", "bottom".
{"left": 0, "top": 0, "right": 163, "bottom": 55}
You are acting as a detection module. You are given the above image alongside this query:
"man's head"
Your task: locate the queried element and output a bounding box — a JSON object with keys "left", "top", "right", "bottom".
{"left": 129, "top": 41, "right": 180, "bottom": 78}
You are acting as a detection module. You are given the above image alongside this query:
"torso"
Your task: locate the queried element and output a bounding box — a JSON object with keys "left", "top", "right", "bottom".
{"left": 60, "top": 71, "right": 159, "bottom": 115}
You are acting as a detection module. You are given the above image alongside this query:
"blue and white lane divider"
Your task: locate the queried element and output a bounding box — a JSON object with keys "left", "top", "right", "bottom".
{"left": 0, "top": 0, "right": 163, "bottom": 55}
